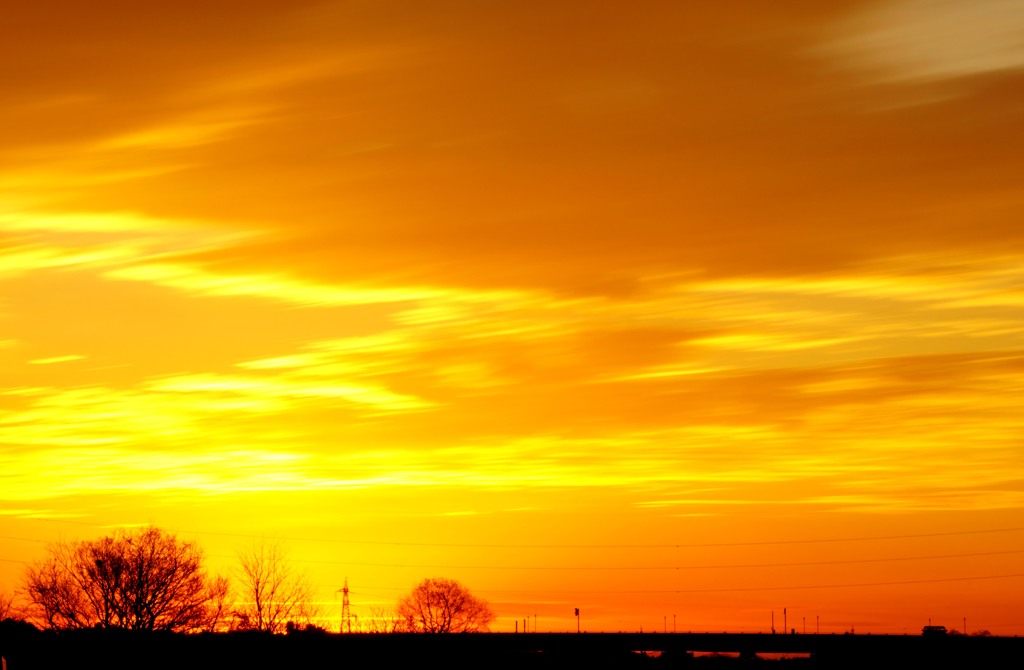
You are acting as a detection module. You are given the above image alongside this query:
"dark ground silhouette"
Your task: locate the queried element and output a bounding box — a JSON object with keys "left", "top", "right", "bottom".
{"left": 2, "top": 621, "right": 1020, "bottom": 670}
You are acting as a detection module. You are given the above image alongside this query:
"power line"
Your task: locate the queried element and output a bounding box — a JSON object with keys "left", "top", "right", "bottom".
{"left": 660, "top": 572, "right": 1024, "bottom": 594}
{"left": 185, "top": 525, "right": 1024, "bottom": 549}
{"left": 350, "top": 572, "right": 1024, "bottom": 595}
{"left": 206, "top": 548, "right": 1024, "bottom": 572}
{"left": 0, "top": 535, "right": 48, "bottom": 544}
{"left": 13, "top": 523, "right": 1023, "bottom": 571}
{"left": 10, "top": 543, "right": 1013, "bottom": 582}
{"left": 14, "top": 517, "right": 1024, "bottom": 549}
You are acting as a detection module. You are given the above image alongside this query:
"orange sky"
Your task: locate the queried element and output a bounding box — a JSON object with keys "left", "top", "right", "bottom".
{"left": 2, "top": 0, "right": 1023, "bottom": 635}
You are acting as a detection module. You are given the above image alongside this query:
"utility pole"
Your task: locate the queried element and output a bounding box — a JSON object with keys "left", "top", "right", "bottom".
{"left": 575, "top": 608, "right": 580, "bottom": 633}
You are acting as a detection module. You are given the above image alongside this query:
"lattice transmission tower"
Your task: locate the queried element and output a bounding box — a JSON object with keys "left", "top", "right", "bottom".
{"left": 339, "top": 578, "right": 352, "bottom": 633}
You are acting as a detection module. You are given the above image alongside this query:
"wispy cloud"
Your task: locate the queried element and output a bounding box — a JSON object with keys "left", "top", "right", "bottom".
{"left": 148, "top": 372, "right": 434, "bottom": 413}
{"left": 28, "top": 355, "right": 85, "bottom": 365}
{"left": 105, "top": 262, "right": 448, "bottom": 307}
{"left": 821, "top": 0, "right": 1024, "bottom": 82}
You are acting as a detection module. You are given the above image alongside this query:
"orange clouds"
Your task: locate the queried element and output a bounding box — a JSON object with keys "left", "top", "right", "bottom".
{"left": 2, "top": 0, "right": 1024, "bottom": 635}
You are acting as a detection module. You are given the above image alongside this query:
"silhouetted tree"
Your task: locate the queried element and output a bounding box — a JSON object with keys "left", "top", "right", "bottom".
{"left": 233, "top": 540, "right": 317, "bottom": 633}
{"left": 363, "top": 606, "right": 401, "bottom": 633}
{"left": 0, "top": 589, "right": 20, "bottom": 620}
{"left": 201, "top": 574, "right": 233, "bottom": 632}
{"left": 396, "top": 577, "right": 494, "bottom": 633}
{"left": 23, "top": 526, "right": 223, "bottom": 631}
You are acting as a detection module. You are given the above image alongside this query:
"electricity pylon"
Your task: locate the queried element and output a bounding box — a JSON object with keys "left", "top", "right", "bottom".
{"left": 338, "top": 578, "right": 352, "bottom": 633}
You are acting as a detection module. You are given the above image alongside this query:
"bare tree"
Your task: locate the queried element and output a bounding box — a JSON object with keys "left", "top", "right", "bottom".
{"left": 362, "top": 606, "right": 401, "bottom": 633}
{"left": 23, "top": 526, "right": 219, "bottom": 631}
{"left": 0, "top": 589, "right": 21, "bottom": 621}
{"left": 233, "top": 541, "right": 317, "bottom": 633}
{"left": 396, "top": 577, "right": 494, "bottom": 633}
{"left": 200, "top": 574, "right": 233, "bottom": 632}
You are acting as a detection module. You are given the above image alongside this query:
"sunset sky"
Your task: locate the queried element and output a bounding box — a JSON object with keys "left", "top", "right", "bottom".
{"left": 2, "top": 0, "right": 1023, "bottom": 635}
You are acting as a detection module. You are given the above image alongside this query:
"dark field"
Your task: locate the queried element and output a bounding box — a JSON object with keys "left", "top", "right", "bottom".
{"left": 2, "top": 624, "right": 1020, "bottom": 670}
